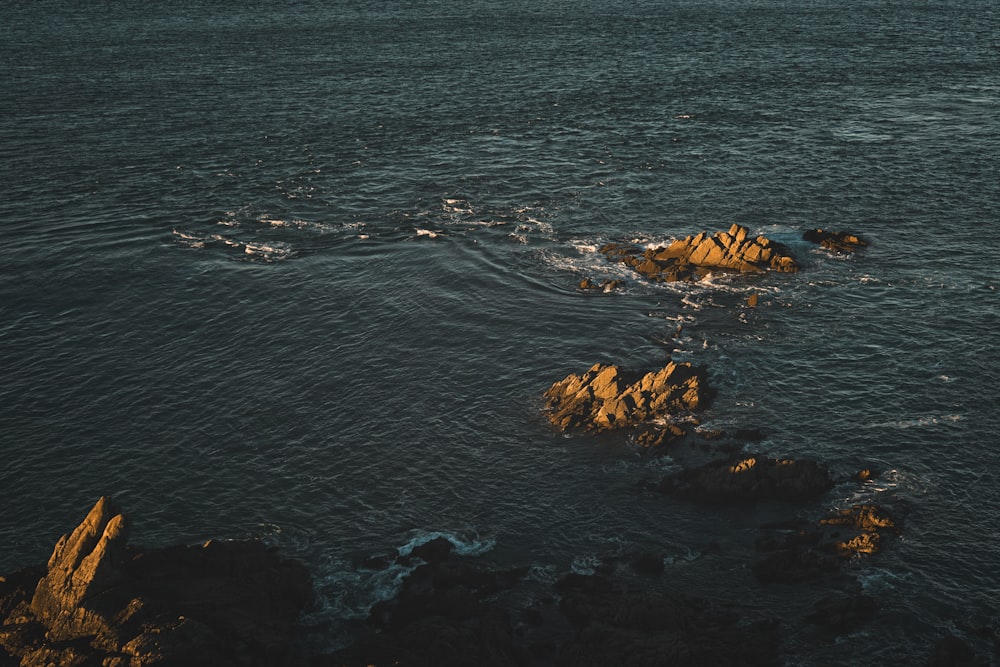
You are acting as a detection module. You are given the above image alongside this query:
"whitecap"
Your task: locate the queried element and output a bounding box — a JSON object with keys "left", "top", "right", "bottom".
{"left": 396, "top": 529, "right": 495, "bottom": 558}
{"left": 570, "top": 553, "right": 602, "bottom": 575}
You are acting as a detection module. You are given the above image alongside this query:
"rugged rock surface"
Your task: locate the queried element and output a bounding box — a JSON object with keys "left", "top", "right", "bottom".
{"left": 655, "top": 455, "right": 835, "bottom": 503}
{"left": 543, "top": 361, "right": 710, "bottom": 447}
{"left": 319, "top": 552, "right": 781, "bottom": 667}
{"left": 752, "top": 503, "right": 900, "bottom": 583}
{"left": 802, "top": 229, "right": 868, "bottom": 253}
{"left": 600, "top": 224, "right": 798, "bottom": 283}
{"left": 0, "top": 497, "right": 312, "bottom": 667}
{"left": 553, "top": 573, "right": 780, "bottom": 667}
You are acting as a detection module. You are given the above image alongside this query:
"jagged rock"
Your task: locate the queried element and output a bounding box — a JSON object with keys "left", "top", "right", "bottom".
{"left": 543, "top": 361, "right": 710, "bottom": 447}
{"left": 752, "top": 502, "right": 900, "bottom": 582}
{"left": 820, "top": 504, "right": 898, "bottom": 533}
{"left": 655, "top": 455, "right": 834, "bottom": 503}
{"left": 600, "top": 225, "right": 798, "bottom": 283}
{"left": 0, "top": 498, "right": 312, "bottom": 667}
{"left": 30, "top": 496, "right": 130, "bottom": 642}
{"left": 803, "top": 228, "right": 868, "bottom": 253}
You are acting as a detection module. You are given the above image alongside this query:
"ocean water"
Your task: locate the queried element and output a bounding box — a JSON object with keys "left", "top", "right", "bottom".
{"left": 1, "top": 0, "right": 998, "bottom": 662}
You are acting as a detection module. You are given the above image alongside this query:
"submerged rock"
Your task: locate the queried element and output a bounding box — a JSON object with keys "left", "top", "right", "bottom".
{"left": 802, "top": 228, "right": 868, "bottom": 253}
{"left": 655, "top": 455, "right": 834, "bottom": 503}
{"left": 600, "top": 224, "right": 798, "bottom": 283}
{"left": 0, "top": 497, "right": 312, "bottom": 667}
{"left": 543, "top": 360, "right": 711, "bottom": 447}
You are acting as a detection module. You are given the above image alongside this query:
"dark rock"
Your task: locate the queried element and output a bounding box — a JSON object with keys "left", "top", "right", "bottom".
{"left": 0, "top": 497, "right": 312, "bottom": 667}
{"left": 410, "top": 536, "right": 455, "bottom": 564}
{"left": 553, "top": 572, "right": 780, "bottom": 666}
{"left": 630, "top": 552, "right": 665, "bottom": 576}
{"left": 805, "top": 595, "right": 877, "bottom": 636}
{"left": 803, "top": 228, "right": 868, "bottom": 253}
{"left": 656, "top": 455, "right": 834, "bottom": 504}
{"left": 324, "top": 552, "right": 531, "bottom": 667}
{"left": 926, "top": 633, "right": 985, "bottom": 666}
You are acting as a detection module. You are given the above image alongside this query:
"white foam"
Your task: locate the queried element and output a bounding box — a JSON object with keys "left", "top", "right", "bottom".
{"left": 570, "top": 553, "right": 602, "bottom": 575}
{"left": 396, "top": 529, "right": 495, "bottom": 558}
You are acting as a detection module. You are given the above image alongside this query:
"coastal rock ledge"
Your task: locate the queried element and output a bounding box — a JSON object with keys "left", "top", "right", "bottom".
{"left": 0, "top": 497, "right": 312, "bottom": 667}
{"left": 543, "top": 360, "right": 711, "bottom": 447}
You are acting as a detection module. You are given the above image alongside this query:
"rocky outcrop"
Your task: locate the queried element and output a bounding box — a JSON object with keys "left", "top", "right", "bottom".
{"left": 600, "top": 224, "right": 798, "bottom": 283}
{"left": 553, "top": 573, "right": 780, "bottom": 667}
{"left": 319, "top": 550, "right": 780, "bottom": 667}
{"left": 752, "top": 503, "right": 900, "bottom": 583}
{"left": 655, "top": 455, "right": 834, "bottom": 504}
{"left": 802, "top": 228, "right": 868, "bottom": 253}
{"left": 543, "top": 361, "right": 711, "bottom": 447}
{"left": 0, "top": 497, "right": 312, "bottom": 667}
{"left": 319, "top": 553, "right": 532, "bottom": 667}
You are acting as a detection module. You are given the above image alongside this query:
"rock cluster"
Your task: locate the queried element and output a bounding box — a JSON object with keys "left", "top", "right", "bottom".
{"left": 802, "top": 229, "right": 868, "bottom": 253}
{"left": 0, "top": 497, "right": 312, "bottom": 667}
{"left": 599, "top": 224, "right": 798, "bottom": 283}
{"left": 318, "top": 546, "right": 780, "bottom": 667}
{"left": 752, "top": 502, "right": 901, "bottom": 584}
{"left": 655, "top": 455, "right": 835, "bottom": 504}
{"left": 543, "top": 361, "right": 710, "bottom": 447}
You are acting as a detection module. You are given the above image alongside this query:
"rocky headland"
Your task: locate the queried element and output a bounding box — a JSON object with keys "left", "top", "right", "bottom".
{"left": 0, "top": 497, "right": 311, "bottom": 667}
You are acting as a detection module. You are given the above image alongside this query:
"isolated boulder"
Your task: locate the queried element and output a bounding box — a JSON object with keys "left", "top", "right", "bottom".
{"left": 803, "top": 229, "right": 868, "bottom": 253}
{"left": 543, "top": 361, "right": 710, "bottom": 446}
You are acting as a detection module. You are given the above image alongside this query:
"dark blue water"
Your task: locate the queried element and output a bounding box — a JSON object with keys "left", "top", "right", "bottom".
{"left": 2, "top": 0, "right": 998, "bottom": 662}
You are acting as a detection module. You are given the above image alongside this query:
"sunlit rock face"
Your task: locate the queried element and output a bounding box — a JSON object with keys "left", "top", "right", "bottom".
{"left": 599, "top": 224, "right": 799, "bottom": 283}
{"left": 1, "top": 497, "right": 312, "bottom": 667}
{"left": 543, "top": 360, "right": 710, "bottom": 447}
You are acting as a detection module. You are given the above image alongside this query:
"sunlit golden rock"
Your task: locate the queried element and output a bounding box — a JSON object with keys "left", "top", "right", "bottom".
{"left": 600, "top": 225, "right": 799, "bottom": 283}
{"left": 543, "top": 360, "right": 710, "bottom": 447}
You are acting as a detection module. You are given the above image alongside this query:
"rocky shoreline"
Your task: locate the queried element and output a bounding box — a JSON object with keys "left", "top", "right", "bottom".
{"left": 3, "top": 225, "right": 994, "bottom": 665}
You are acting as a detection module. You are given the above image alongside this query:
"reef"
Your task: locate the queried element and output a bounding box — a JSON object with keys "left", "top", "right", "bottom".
{"left": 0, "top": 497, "right": 312, "bottom": 667}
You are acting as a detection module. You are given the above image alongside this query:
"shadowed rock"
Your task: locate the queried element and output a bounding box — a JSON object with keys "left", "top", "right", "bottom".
{"left": 803, "top": 229, "right": 868, "bottom": 253}
{"left": 656, "top": 455, "right": 834, "bottom": 503}
{"left": 553, "top": 573, "right": 780, "bottom": 667}
{"left": 805, "top": 595, "right": 877, "bottom": 636}
{"left": 752, "top": 502, "right": 900, "bottom": 583}
{"left": 600, "top": 224, "right": 798, "bottom": 283}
